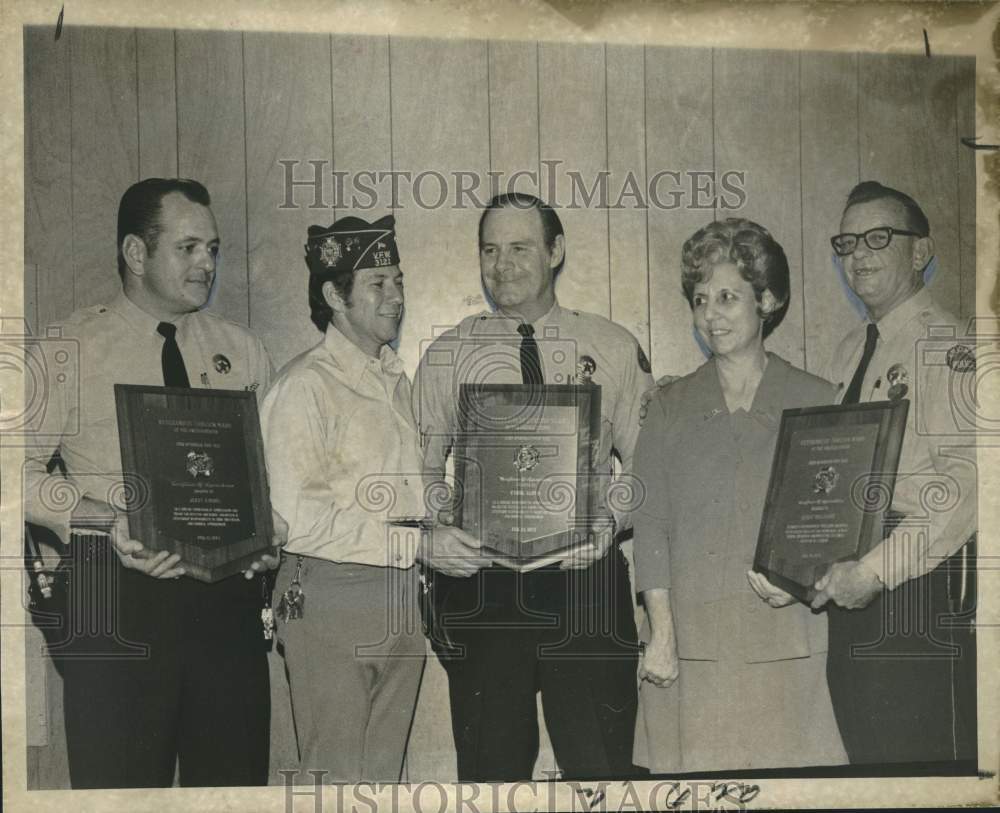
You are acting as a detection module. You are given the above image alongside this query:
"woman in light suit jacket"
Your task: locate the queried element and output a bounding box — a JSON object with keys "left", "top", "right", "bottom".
{"left": 632, "top": 219, "right": 846, "bottom": 773}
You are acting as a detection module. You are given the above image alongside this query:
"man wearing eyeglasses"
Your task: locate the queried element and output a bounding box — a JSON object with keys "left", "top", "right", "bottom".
{"left": 812, "top": 181, "right": 977, "bottom": 767}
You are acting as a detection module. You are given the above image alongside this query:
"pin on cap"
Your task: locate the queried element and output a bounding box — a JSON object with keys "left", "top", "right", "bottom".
{"left": 305, "top": 214, "right": 400, "bottom": 275}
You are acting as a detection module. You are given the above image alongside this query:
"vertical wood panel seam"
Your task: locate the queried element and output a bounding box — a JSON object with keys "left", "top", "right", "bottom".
{"left": 643, "top": 45, "right": 652, "bottom": 362}
{"left": 797, "top": 52, "right": 807, "bottom": 370}
{"left": 952, "top": 56, "right": 963, "bottom": 317}
{"left": 68, "top": 29, "right": 77, "bottom": 312}
{"left": 604, "top": 43, "right": 612, "bottom": 321}
{"left": 536, "top": 41, "right": 541, "bottom": 184}
{"left": 334, "top": 34, "right": 342, "bottom": 223}
{"left": 486, "top": 40, "right": 493, "bottom": 176}
{"left": 855, "top": 52, "right": 861, "bottom": 182}
{"left": 241, "top": 32, "right": 251, "bottom": 326}
{"left": 711, "top": 48, "right": 717, "bottom": 223}
{"left": 173, "top": 30, "right": 180, "bottom": 175}
{"left": 387, "top": 36, "right": 395, "bottom": 209}
{"left": 134, "top": 28, "right": 141, "bottom": 180}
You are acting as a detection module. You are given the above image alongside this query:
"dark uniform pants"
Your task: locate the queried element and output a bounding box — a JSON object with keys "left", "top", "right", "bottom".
{"left": 826, "top": 545, "right": 977, "bottom": 766}
{"left": 428, "top": 547, "right": 641, "bottom": 781}
{"left": 54, "top": 535, "right": 270, "bottom": 788}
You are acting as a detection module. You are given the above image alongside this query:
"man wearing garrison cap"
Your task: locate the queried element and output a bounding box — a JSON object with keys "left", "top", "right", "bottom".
{"left": 260, "top": 214, "right": 482, "bottom": 781}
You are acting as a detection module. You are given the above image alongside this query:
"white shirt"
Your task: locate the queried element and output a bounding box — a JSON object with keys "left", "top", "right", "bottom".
{"left": 260, "top": 326, "right": 423, "bottom": 568}
{"left": 823, "top": 287, "right": 977, "bottom": 589}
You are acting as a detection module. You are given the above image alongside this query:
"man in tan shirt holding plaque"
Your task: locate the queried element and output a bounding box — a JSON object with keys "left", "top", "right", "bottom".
{"left": 412, "top": 193, "right": 653, "bottom": 781}
{"left": 814, "top": 181, "right": 977, "bottom": 766}
{"left": 23, "top": 178, "right": 280, "bottom": 788}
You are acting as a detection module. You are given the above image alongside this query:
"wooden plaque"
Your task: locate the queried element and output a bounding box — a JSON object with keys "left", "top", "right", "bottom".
{"left": 114, "top": 385, "right": 275, "bottom": 582}
{"left": 754, "top": 399, "right": 910, "bottom": 602}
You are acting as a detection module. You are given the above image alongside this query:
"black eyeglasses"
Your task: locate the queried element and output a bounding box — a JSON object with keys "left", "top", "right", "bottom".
{"left": 830, "top": 226, "right": 923, "bottom": 256}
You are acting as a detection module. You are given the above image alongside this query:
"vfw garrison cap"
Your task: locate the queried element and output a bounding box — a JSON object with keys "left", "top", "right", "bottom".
{"left": 305, "top": 214, "right": 400, "bottom": 275}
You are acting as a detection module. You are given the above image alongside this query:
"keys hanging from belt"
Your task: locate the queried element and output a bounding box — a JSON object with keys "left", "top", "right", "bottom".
{"left": 276, "top": 555, "right": 306, "bottom": 621}
{"left": 261, "top": 575, "right": 276, "bottom": 641}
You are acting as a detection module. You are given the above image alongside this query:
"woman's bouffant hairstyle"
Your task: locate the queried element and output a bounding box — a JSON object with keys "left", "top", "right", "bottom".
{"left": 680, "top": 218, "right": 790, "bottom": 338}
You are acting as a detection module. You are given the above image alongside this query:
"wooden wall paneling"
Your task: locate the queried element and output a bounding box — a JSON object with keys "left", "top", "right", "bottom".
{"left": 486, "top": 39, "right": 562, "bottom": 779}
{"left": 644, "top": 46, "right": 713, "bottom": 379}
{"left": 799, "top": 52, "right": 861, "bottom": 378}
{"left": 243, "top": 32, "right": 332, "bottom": 370}
{"left": 714, "top": 48, "right": 805, "bottom": 368}
{"left": 955, "top": 56, "right": 976, "bottom": 323}
{"left": 389, "top": 37, "right": 490, "bottom": 377}
{"left": 538, "top": 42, "right": 610, "bottom": 318}
{"left": 859, "top": 53, "right": 961, "bottom": 319}
{"left": 330, "top": 34, "right": 393, "bottom": 217}
{"left": 488, "top": 39, "right": 539, "bottom": 196}
{"left": 24, "top": 26, "right": 74, "bottom": 331}
{"left": 176, "top": 30, "right": 249, "bottom": 326}
{"left": 606, "top": 44, "right": 650, "bottom": 356}
{"left": 69, "top": 27, "right": 139, "bottom": 313}
{"left": 136, "top": 28, "right": 177, "bottom": 179}
{"left": 389, "top": 36, "right": 489, "bottom": 781}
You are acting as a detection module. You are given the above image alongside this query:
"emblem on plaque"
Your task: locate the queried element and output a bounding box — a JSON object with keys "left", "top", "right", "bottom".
{"left": 813, "top": 465, "right": 840, "bottom": 495}
{"left": 576, "top": 355, "right": 597, "bottom": 384}
{"left": 319, "top": 236, "right": 342, "bottom": 267}
{"left": 886, "top": 363, "right": 909, "bottom": 401}
{"left": 185, "top": 450, "right": 214, "bottom": 478}
{"left": 513, "top": 444, "right": 540, "bottom": 473}
{"left": 213, "top": 353, "right": 232, "bottom": 374}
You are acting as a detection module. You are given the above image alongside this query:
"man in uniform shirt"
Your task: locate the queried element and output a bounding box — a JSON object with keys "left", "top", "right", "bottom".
{"left": 812, "top": 181, "right": 977, "bottom": 765}
{"left": 23, "top": 178, "right": 282, "bottom": 787}
{"left": 260, "top": 215, "right": 483, "bottom": 782}
{"left": 412, "top": 193, "right": 654, "bottom": 781}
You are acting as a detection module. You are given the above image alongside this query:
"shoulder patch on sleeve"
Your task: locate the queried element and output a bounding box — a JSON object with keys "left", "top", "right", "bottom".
{"left": 637, "top": 344, "right": 652, "bottom": 374}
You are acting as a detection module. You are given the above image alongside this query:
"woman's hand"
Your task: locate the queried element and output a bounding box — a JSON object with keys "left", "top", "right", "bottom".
{"left": 638, "top": 631, "right": 680, "bottom": 688}
{"left": 639, "top": 588, "right": 680, "bottom": 687}
{"left": 747, "top": 570, "right": 797, "bottom": 608}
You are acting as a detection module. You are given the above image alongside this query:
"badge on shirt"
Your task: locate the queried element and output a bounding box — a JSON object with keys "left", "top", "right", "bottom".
{"left": 213, "top": 353, "right": 232, "bottom": 374}
{"left": 576, "top": 355, "right": 596, "bottom": 384}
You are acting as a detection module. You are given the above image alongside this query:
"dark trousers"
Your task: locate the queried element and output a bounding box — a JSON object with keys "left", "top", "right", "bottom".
{"left": 826, "top": 547, "right": 977, "bottom": 766}
{"left": 55, "top": 536, "right": 270, "bottom": 788}
{"left": 428, "top": 548, "right": 640, "bottom": 781}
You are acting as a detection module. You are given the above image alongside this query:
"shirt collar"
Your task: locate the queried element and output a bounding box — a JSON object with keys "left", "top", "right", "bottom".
{"left": 691, "top": 352, "right": 789, "bottom": 427}
{"left": 871, "top": 287, "right": 934, "bottom": 344}
{"left": 112, "top": 290, "right": 179, "bottom": 337}
{"left": 494, "top": 299, "right": 562, "bottom": 334}
{"left": 321, "top": 325, "right": 404, "bottom": 390}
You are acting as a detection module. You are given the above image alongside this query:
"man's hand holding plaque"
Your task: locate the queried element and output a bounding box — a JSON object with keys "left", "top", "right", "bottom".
{"left": 559, "top": 516, "right": 614, "bottom": 570}
{"left": 416, "top": 510, "right": 492, "bottom": 578}
{"left": 71, "top": 493, "right": 188, "bottom": 579}
{"left": 241, "top": 509, "right": 289, "bottom": 580}
{"left": 810, "top": 559, "right": 882, "bottom": 610}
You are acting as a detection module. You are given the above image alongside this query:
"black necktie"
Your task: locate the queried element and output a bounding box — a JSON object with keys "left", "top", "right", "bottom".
{"left": 517, "top": 323, "right": 543, "bottom": 388}
{"left": 157, "top": 322, "right": 190, "bottom": 388}
{"left": 842, "top": 322, "right": 879, "bottom": 404}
